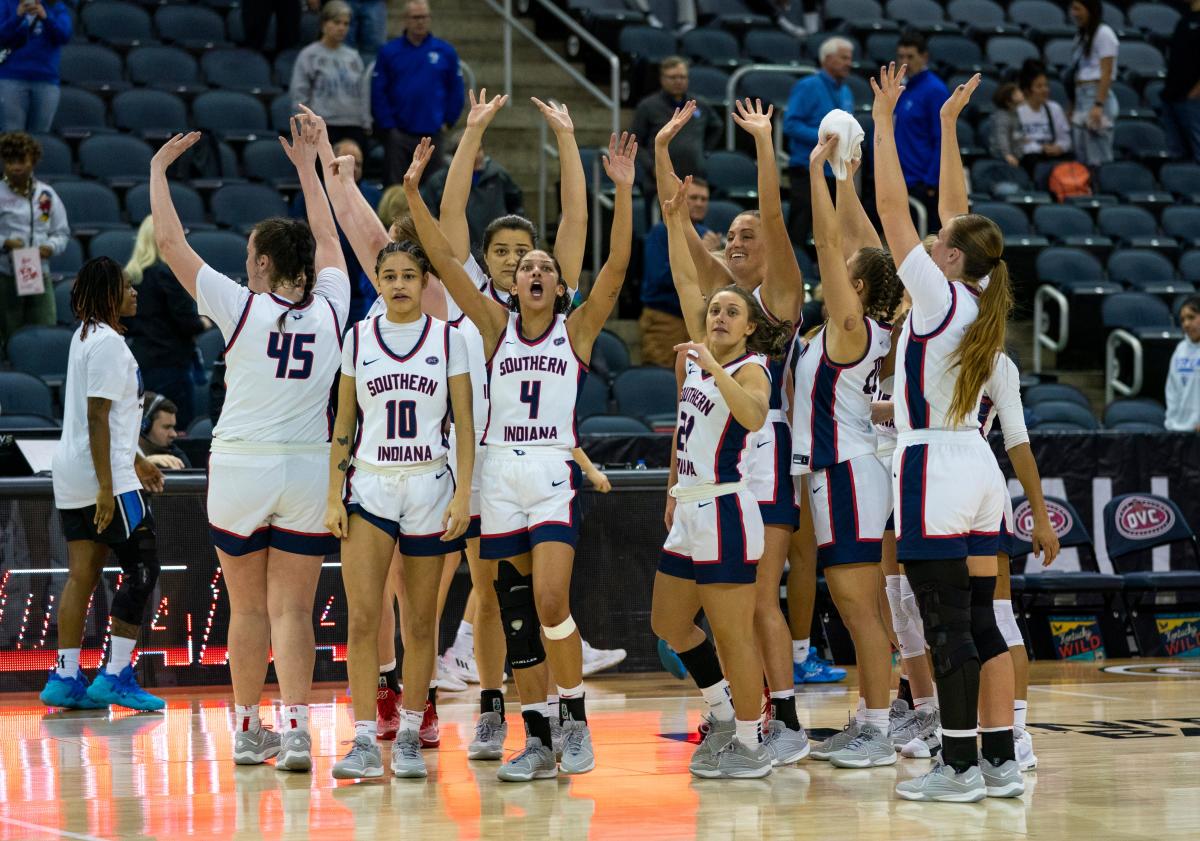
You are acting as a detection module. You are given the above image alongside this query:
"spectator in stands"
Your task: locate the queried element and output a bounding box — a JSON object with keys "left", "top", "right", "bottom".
{"left": 0, "top": 0, "right": 71, "bottom": 133}
{"left": 122, "top": 216, "right": 208, "bottom": 427}
{"left": 989, "top": 83, "right": 1026, "bottom": 169}
{"left": 1161, "top": 0, "right": 1200, "bottom": 164}
{"left": 419, "top": 130, "right": 524, "bottom": 253}
{"left": 240, "top": 0, "right": 305, "bottom": 56}
{"left": 638, "top": 176, "right": 719, "bottom": 367}
{"left": 0, "top": 131, "right": 66, "bottom": 354}
{"left": 1068, "top": 0, "right": 1119, "bottom": 168}
{"left": 289, "top": 1, "right": 372, "bottom": 149}
{"left": 1166, "top": 295, "right": 1200, "bottom": 432}
{"left": 139, "top": 392, "right": 192, "bottom": 470}
{"left": 376, "top": 183, "right": 409, "bottom": 234}
{"left": 345, "top": 0, "right": 387, "bottom": 56}
{"left": 629, "top": 57, "right": 722, "bottom": 197}
{"left": 894, "top": 30, "right": 948, "bottom": 229}
{"left": 1017, "top": 59, "right": 1073, "bottom": 182}
{"left": 782, "top": 36, "right": 854, "bottom": 247}
{"left": 371, "top": 0, "right": 464, "bottom": 186}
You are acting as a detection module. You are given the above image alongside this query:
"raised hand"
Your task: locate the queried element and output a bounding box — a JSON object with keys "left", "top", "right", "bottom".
{"left": 466, "top": 88, "right": 509, "bottom": 130}
{"left": 402, "top": 136, "right": 436, "bottom": 192}
{"left": 531, "top": 97, "right": 574, "bottom": 135}
{"left": 601, "top": 131, "right": 637, "bottom": 188}
{"left": 656, "top": 100, "right": 696, "bottom": 147}
{"left": 870, "top": 62, "right": 908, "bottom": 120}
{"left": 941, "top": 73, "right": 980, "bottom": 124}
{"left": 295, "top": 103, "right": 328, "bottom": 141}
{"left": 732, "top": 97, "right": 774, "bottom": 140}
{"left": 279, "top": 115, "right": 318, "bottom": 168}
{"left": 673, "top": 340, "right": 719, "bottom": 375}
{"left": 809, "top": 131, "right": 839, "bottom": 167}
{"left": 151, "top": 132, "right": 202, "bottom": 172}
{"left": 661, "top": 174, "right": 692, "bottom": 219}
{"left": 329, "top": 154, "right": 357, "bottom": 183}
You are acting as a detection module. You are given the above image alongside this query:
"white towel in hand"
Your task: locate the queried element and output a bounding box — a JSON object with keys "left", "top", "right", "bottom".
{"left": 816, "top": 109, "right": 865, "bottom": 181}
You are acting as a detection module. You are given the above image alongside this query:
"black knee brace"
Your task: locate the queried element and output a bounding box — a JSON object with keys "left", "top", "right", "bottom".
{"left": 905, "top": 559, "right": 977, "bottom": 679}
{"left": 494, "top": 561, "right": 545, "bottom": 669}
{"left": 109, "top": 528, "right": 160, "bottom": 626}
{"left": 970, "top": 576, "right": 1009, "bottom": 664}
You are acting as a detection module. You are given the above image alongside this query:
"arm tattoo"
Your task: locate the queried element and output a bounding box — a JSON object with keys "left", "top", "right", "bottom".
{"left": 337, "top": 435, "right": 349, "bottom": 445}
{"left": 337, "top": 459, "right": 349, "bottom": 472}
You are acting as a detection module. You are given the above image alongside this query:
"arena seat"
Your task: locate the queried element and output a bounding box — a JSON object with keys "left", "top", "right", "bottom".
{"left": 201, "top": 48, "right": 280, "bottom": 96}
{"left": 1023, "top": 382, "right": 1091, "bottom": 410}
{"left": 59, "top": 43, "right": 129, "bottom": 95}
{"left": 985, "top": 36, "right": 1039, "bottom": 71}
{"left": 1113, "top": 120, "right": 1171, "bottom": 163}
{"left": 1029, "top": 400, "right": 1099, "bottom": 430}
{"left": 78, "top": 134, "right": 154, "bottom": 186}
{"left": 187, "top": 230, "right": 248, "bottom": 278}
{"left": 948, "top": 0, "right": 1019, "bottom": 35}
{"left": 125, "top": 182, "right": 212, "bottom": 231}
{"left": 51, "top": 87, "right": 110, "bottom": 137}
{"left": 928, "top": 34, "right": 986, "bottom": 74}
{"left": 7, "top": 326, "right": 73, "bottom": 388}
{"left": 591, "top": 330, "right": 632, "bottom": 384}
{"left": 679, "top": 29, "right": 740, "bottom": 71}
{"left": 1009, "top": 495, "right": 1124, "bottom": 610}
{"left": 53, "top": 181, "right": 126, "bottom": 235}
{"left": 187, "top": 417, "right": 214, "bottom": 438}
{"left": 1095, "top": 161, "right": 1171, "bottom": 206}
{"left": 88, "top": 230, "right": 136, "bottom": 265}
{"left": 1103, "top": 398, "right": 1165, "bottom": 428}
{"left": 1128, "top": 3, "right": 1182, "bottom": 39}
{"left": 1096, "top": 207, "right": 1159, "bottom": 247}
{"left": 210, "top": 183, "right": 288, "bottom": 233}
{"left": 1100, "top": 0, "right": 1127, "bottom": 29}
{"left": 616, "top": 25, "right": 677, "bottom": 65}
{"left": 743, "top": 30, "right": 803, "bottom": 66}
{"left": 195, "top": 327, "right": 225, "bottom": 372}
{"left": 613, "top": 367, "right": 678, "bottom": 428}
{"left": 154, "top": 5, "right": 230, "bottom": 50}
{"left": 112, "top": 89, "right": 189, "bottom": 140}
{"left": 704, "top": 150, "right": 758, "bottom": 202}
{"left": 0, "top": 372, "right": 55, "bottom": 419}
{"left": 1118, "top": 41, "right": 1167, "bottom": 81}
{"left": 735, "top": 69, "right": 802, "bottom": 109}
{"left": 885, "top": 0, "right": 947, "bottom": 28}
{"left": 972, "top": 202, "right": 1031, "bottom": 237}
{"left": 1032, "top": 205, "right": 1112, "bottom": 251}
{"left": 54, "top": 280, "right": 74, "bottom": 326}
{"left": 576, "top": 374, "right": 611, "bottom": 420}
{"left": 1181, "top": 250, "right": 1200, "bottom": 284}
{"left": 31, "top": 134, "right": 76, "bottom": 182}
{"left": 567, "top": 0, "right": 645, "bottom": 30}
{"left": 241, "top": 139, "right": 299, "bottom": 190}
{"left": 1159, "top": 163, "right": 1200, "bottom": 203}
{"left": 696, "top": 0, "right": 772, "bottom": 29}
{"left": 1107, "top": 249, "right": 1193, "bottom": 299}
{"left": 865, "top": 32, "right": 900, "bottom": 67}
{"left": 702, "top": 200, "right": 744, "bottom": 236}
{"left": 685, "top": 66, "right": 731, "bottom": 109}
{"left": 80, "top": 1, "right": 156, "bottom": 49}
{"left": 49, "top": 239, "right": 84, "bottom": 280}
{"left": 126, "top": 45, "right": 206, "bottom": 94}
{"left": 1162, "top": 208, "right": 1200, "bottom": 249}
{"left": 1007, "top": 0, "right": 1074, "bottom": 40}
{"left": 1043, "top": 37, "right": 1074, "bottom": 70}
{"left": 579, "top": 415, "right": 653, "bottom": 435}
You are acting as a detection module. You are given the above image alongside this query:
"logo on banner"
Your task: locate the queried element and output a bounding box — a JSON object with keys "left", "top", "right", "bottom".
{"left": 1114, "top": 496, "right": 1175, "bottom": 541}
{"left": 1156, "top": 614, "right": 1200, "bottom": 658}
{"left": 1015, "top": 499, "right": 1073, "bottom": 541}
{"left": 1050, "top": 616, "right": 1105, "bottom": 660}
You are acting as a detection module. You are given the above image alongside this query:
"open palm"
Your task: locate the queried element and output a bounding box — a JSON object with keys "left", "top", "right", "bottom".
{"left": 732, "top": 98, "right": 773, "bottom": 139}
{"left": 601, "top": 132, "right": 637, "bottom": 187}
{"left": 532, "top": 97, "right": 574, "bottom": 134}
{"left": 466, "top": 88, "right": 508, "bottom": 129}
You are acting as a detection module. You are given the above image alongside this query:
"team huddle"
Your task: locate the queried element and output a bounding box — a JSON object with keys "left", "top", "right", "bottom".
{"left": 39, "top": 63, "right": 1063, "bottom": 803}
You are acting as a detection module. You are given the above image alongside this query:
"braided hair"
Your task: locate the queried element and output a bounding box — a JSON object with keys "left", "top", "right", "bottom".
{"left": 252, "top": 217, "right": 316, "bottom": 331}
{"left": 72, "top": 257, "right": 126, "bottom": 340}
{"left": 375, "top": 239, "right": 433, "bottom": 278}
{"left": 850, "top": 247, "right": 905, "bottom": 323}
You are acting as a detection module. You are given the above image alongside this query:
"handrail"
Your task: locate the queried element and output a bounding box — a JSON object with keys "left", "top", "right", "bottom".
{"left": 1106, "top": 328, "right": 1143, "bottom": 403}
{"left": 1032, "top": 284, "right": 1069, "bottom": 373}
{"left": 724, "top": 63, "right": 817, "bottom": 150}
{"left": 908, "top": 196, "right": 927, "bottom": 239}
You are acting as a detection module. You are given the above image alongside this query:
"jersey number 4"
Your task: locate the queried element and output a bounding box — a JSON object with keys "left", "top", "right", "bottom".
{"left": 520, "top": 380, "right": 541, "bottom": 419}
{"left": 267, "top": 332, "right": 316, "bottom": 379}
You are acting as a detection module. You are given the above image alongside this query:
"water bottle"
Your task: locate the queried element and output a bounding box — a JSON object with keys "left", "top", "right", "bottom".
{"left": 634, "top": 459, "right": 647, "bottom": 470}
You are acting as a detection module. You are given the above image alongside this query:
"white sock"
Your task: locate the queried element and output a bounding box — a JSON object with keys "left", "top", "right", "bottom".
{"left": 735, "top": 718, "right": 760, "bottom": 746}
{"left": 379, "top": 659, "right": 397, "bottom": 674}
{"left": 854, "top": 695, "right": 867, "bottom": 724}
{"left": 236, "top": 704, "right": 260, "bottom": 732}
{"left": 557, "top": 684, "right": 583, "bottom": 698}
{"left": 354, "top": 720, "right": 377, "bottom": 739}
{"left": 700, "top": 679, "right": 735, "bottom": 721}
{"left": 546, "top": 693, "right": 560, "bottom": 721}
{"left": 400, "top": 708, "right": 422, "bottom": 733}
{"left": 769, "top": 688, "right": 794, "bottom": 701}
{"left": 455, "top": 620, "right": 473, "bottom": 647}
{"left": 863, "top": 708, "right": 889, "bottom": 732}
{"left": 56, "top": 647, "right": 81, "bottom": 678}
{"left": 106, "top": 635, "right": 136, "bottom": 675}
{"left": 792, "top": 638, "right": 810, "bottom": 664}
{"left": 915, "top": 695, "right": 937, "bottom": 712}
{"left": 1014, "top": 700, "right": 1028, "bottom": 731}
{"left": 282, "top": 704, "right": 309, "bottom": 732}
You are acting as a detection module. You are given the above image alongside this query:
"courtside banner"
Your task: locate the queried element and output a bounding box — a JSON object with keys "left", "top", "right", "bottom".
{"left": 1050, "top": 616, "right": 1106, "bottom": 660}
{"left": 1155, "top": 614, "right": 1200, "bottom": 658}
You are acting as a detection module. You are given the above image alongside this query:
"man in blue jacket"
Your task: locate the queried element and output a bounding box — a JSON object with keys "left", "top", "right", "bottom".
{"left": 0, "top": 0, "right": 72, "bottom": 133}
{"left": 894, "top": 30, "right": 949, "bottom": 231}
{"left": 782, "top": 36, "right": 854, "bottom": 248}
{"left": 371, "top": 0, "right": 464, "bottom": 186}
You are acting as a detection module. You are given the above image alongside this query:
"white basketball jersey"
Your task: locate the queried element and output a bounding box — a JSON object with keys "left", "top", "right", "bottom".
{"left": 346, "top": 315, "right": 458, "bottom": 467}
{"left": 447, "top": 261, "right": 510, "bottom": 434}
{"left": 481, "top": 312, "right": 584, "bottom": 449}
{"left": 790, "top": 317, "right": 891, "bottom": 475}
{"left": 978, "top": 353, "right": 1021, "bottom": 437}
{"left": 676, "top": 352, "right": 769, "bottom": 487}
{"left": 874, "top": 374, "right": 898, "bottom": 458}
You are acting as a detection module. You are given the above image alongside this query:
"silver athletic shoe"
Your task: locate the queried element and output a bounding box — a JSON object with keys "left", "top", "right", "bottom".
{"left": 390, "top": 729, "right": 427, "bottom": 778}
{"left": 549, "top": 715, "right": 564, "bottom": 761}
{"left": 809, "top": 716, "right": 859, "bottom": 760}
{"left": 688, "top": 715, "right": 735, "bottom": 777}
{"left": 559, "top": 720, "right": 595, "bottom": 774}
{"left": 900, "top": 709, "right": 941, "bottom": 759}
{"left": 890, "top": 700, "right": 919, "bottom": 749}
{"left": 693, "top": 737, "right": 772, "bottom": 780}
{"left": 497, "top": 737, "right": 558, "bottom": 782}
{"left": 896, "top": 758, "right": 986, "bottom": 803}
{"left": 1014, "top": 728, "right": 1037, "bottom": 771}
{"left": 981, "top": 756, "right": 1025, "bottom": 797}
{"left": 829, "top": 723, "right": 898, "bottom": 768}
{"left": 467, "top": 712, "right": 508, "bottom": 760}
{"left": 233, "top": 726, "right": 281, "bottom": 765}
{"left": 761, "top": 719, "right": 810, "bottom": 766}
{"left": 275, "top": 729, "right": 312, "bottom": 772}
{"left": 332, "top": 735, "right": 384, "bottom": 780}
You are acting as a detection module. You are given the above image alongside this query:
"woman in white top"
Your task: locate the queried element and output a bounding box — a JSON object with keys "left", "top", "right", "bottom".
{"left": 1068, "top": 0, "right": 1120, "bottom": 166}
{"left": 1166, "top": 295, "right": 1200, "bottom": 431}
{"left": 288, "top": 1, "right": 370, "bottom": 148}
{"left": 149, "top": 118, "right": 350, "bottom": 773}
{"left": 1015, "top": 59, "right": 1073, "bottom": 180}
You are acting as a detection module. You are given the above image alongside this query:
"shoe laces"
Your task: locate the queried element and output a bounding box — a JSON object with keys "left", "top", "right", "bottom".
{"left": 397, "top": 732, "right": 422, "bottom": 758}
{"left": 563, "top": 724, "right": 587, "bottom": 754}
{"left": 511, "top": 739, "right": 546, "bottom": 764}
{"left": 474, "top": 716, "right": 497, "bottom": 742}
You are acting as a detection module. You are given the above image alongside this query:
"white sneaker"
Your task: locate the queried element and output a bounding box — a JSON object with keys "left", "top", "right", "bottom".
{"left": 581, "top": 639, "right": 626, "bottom": 676}
{"left": 1015, "top": 728, "right": 1037, "bottom": 771}
{"left": 435, "top": 661, "right": 468, "bottom": 692}
{"left": 440, "top": 647, "right": 479, "bottom": 684}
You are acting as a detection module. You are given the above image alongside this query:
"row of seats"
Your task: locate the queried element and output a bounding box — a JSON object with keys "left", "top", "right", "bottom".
{"left": 983, "top": 203, "right": 1200, "bottom": 252}
{"left": 74, "top": 1, "right": 317, "bottom": 54}
{"left": 1023, "top": 383, "right": 1166, "bottom": 432}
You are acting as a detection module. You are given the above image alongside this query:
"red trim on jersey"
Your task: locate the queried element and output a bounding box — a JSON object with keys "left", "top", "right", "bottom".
{"left": 700, "top": 351, "right": 754, "bottom": 380}
{"left": 846, "top": 459, "right": 863, "bottom": 541}
{"left": 374, "top": 314, "right": 431, "bottom": 362}
{"left": 515, "top": 313, "right": 557, "bottom": 347}
{"left": 322, "top": 295, "right": 343, "bottom": 348}
{"left": 268, "top": 292, "right": 315, "bottom": 311}
{"left": 910, "top": 284, "right": 959, "bottom": 342}
{"left": 820, "top": 318, "right": 873, "bottom": 370}
{"left": 224, "top": 295, "right": 254, "bottom": 353}
{"left": 209, "top": 523, "right": 270, "bottom": 540}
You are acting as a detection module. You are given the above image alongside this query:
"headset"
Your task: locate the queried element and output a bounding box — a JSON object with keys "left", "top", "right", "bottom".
{"left": 141, "top": 393, "right": 167, "bottom": 436}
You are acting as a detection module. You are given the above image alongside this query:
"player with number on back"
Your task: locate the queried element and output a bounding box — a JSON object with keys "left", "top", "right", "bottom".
{"left": 148, "top": 116, "right": 350, "bottom": 773}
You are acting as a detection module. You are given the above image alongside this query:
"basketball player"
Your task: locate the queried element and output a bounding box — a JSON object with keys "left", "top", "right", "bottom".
{"left": 873, "top": 66, "right": 1018, "bottom": 802}
{"left": 403, "top": 131, "right": 633, "bottom": 781}
{"left": 41, "top": 257, "right": 167, "bottom": 713}
{"left": 325, "top": 240, "right": 474, "bottom": 779}
{"left": 792, "top": 133, "right": 904, "bottom": 768}
{"left": 655, "top": 100, "right": 808, "bottom": 750}
{"left": 149, "top": 117, "right": 349, "bottom": 772}
{"left": 653, "top": 175, "right": 792, "bottom": 778}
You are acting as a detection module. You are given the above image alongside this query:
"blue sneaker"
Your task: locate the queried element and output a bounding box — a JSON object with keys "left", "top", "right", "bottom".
{"left": 657, "top": 639, "right": 688, "bottom": 680}
{"left": 40, "top": 669, "right": 107, "bottom": 710}
{"left": 794, "top": 650, "right": 847, "bottom": 684}
{"left": 85, "top": 666, "right": 166, "bottom": 711}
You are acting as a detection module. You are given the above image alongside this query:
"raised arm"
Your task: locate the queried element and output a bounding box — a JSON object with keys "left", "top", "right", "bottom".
{"left": 149, "top": 133, "right": 205, "bottom": 297}
{"left": 811, "top": 134, "right": 866, "bottom": 362}
{"left": 835, "top": 156, "right": 882, "bottom": 260}
{"left": 732, "top": 98, "right": 803, "bottom": 322}
{"left": 533, "top": 98, "right": 586, "bottom": 289}
{"left": 871, "top": 64, "right": 921, "bottom": 267}
{"left": 938, "top": 73, "right": 979, "bottom": 228}
{"left": 441, "top": 89, "right": 508, "bottom": 262}
{"left": 280, "top": 115, "right": 346, "bottom": 276}
{"left": 662, "top": 177, "right": 707, "bottom": 342}
{"left": 568, "top": 132, "right": 634, "bottom": 351}
{"left": 403, "top": 138, "right": 508, "bottom": 349}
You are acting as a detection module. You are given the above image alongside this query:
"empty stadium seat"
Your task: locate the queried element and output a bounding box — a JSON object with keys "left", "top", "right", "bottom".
{"left": 32, "top": 134, "right": 75, "bottom": 181}
{"left": 126, "top": 45, "right": 206, "bottom": 94}
{"left": 273, "top": 47, "right": 301, "bottom": 88}
{"left": 188, "top": 230, "right": 248, "bottom": 277}
{"left": 1036, "top": 247, "right": 1106, "bottom": 288}
{"left": 51, "top": 87, "right": 109, "bottom": 136}
{"left": 1024, "top": 382, "right": 1090, "bottom": 410}
{"left": 886, "top": 0, "right": 948, "bottom": 29}
{"left": 187, "top": 417, "right": 214, "bottom": 438}
{"left": 1108, "top": 249, "right": 1191, "bottom": 296}
{"left": 613, "top": 367, "right": 678, "bottom": 427}
{"left": 1113, "top": 120, "right": 1171, "bottom": 162}
{"left": 53, "top": 280, "right": 74, "bottom": 325}
{"left": 191, "top": 91, "right": 270, "bottom": 140}
{"left": 81, "top": 1, "right": 156, "bottom": 48}
{"left": 591, "top": 329, "right": 631, "bottom": 382}
{"left": 972, "top": 202, "right": 1030, "bottom": 236}
{"left": 88, "top": 230, "right": 136, "bottom": 264}
{"left": 568, "top": 0, "right": 645, "bottom": 29}
{"left": 1103, "top": 398, "right": 1165, "bottom": 428}
{"left": 703, "top": 150, "right": 757, "bottom": 201}
{"left": 1159, "top": 162, "right": 1200, "bottom": 202}
{"left": 1119, "top": 41, "right": 1167, "bottom": 80}
{"left": 735, "top": 69, "right": 802, "bottom": 108}
{"left": 680, "top": 29, "right": 740, "bottom": 70}
{"left": 1043, "top": 37, "right": 1074, "bottom": 70}
{"left": 1162, "top": 207, "right": 1200, "bottom": 249}
{"left": 947, "top": 0, "right": 1016, "bottom": 34}
{"left": 576, "top": 374, "right": 610, "bottom": 419}
{"left": 7, "top": 326, "right": 73, "bottom": 387}
{"left": 1032, "top": 204, "right": 1111, "bottom": 250}
{"left": 703, "top": 199, "right": 744, "bottom": 235}
{"left": 985, "top": 36, "right": 1039, "bottom": 70}
{"left": 1029, "top": 399, "right": 1099, "bottom": 430}
{"left": 0, "top": 372, "right": 54, "bottom": 419}
{"left": 59, "top": 43, "right": 129, "bottom": 94}
{"left": 697, "top": 0, "right": 772, "bottom": 29}
{"left": 53, "top": 182, "right": 125, "bottom": 234}
{"left": 210, "top": 183, "right": 288, "bottom": 233}
{"left": 928, "top": 34, "right": 986, "bottom": 74}
{"left": 241, "top": 139, "right": 299, "bottom": 189}
{"left": 1099, "top": 208, "right": 1178, "bottom": 254}
{"left": 686, "top": 66, "right": 731, "bottom": 107}
{"left": 49, "top": 239, "right": 84, "bottom": 279}
{"left": 1007, "top": 0, "right": 1074, "bottom": 39}
{"left": 78, "top": 134, "right": 154, "bottom": 186}
{"left": 195, "top": 326, "right": 225, "bottom": 370}
{"left": 1181, "top": 251, "right": 1200, "bottom": 284}
{"left": 154, "top": 5, "right": 230, "bottom": 50}
{"left": 201, "top": 48, "right": 280, "bottom": 96}
{"left": 125, "top": 182, "right": 212, "bottom": 231}
{"left": 112, "top": 88, "right": 188, "bottom": 139}
{"left": 617, "top": 25, "right": 677, "bottom": 64}
{"left": 743, "top": 30, "right": 803, "bottom": 66}
{"left": 1095, "top": 161, "right": 1171, "bottom": 205}
{"left": 579, "top": 415, "right": 653, "bottom": 435}
{"left": 866, "top": 31, "right": 900, "bottom": 66}
{"left": 970, "top": 158, "right": 1034, "bottom": 198}
{"left": 1128, "top": 3, "right": 1181, "bottom": 39}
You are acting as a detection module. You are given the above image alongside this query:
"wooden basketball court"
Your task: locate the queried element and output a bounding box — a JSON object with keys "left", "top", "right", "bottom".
{"left": 1, "top": 660, "right": 1197, "bottom": 840}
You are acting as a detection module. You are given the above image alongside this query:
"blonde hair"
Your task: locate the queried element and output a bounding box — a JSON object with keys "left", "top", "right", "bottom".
{"left": 124, "top": 216, "right": 159, "bottom": 285}
{"left": 377, "top": 185, "right": 410, "bottom": 230}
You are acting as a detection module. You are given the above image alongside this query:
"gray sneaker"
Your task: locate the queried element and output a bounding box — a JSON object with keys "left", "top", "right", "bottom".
{"left": 694, "top": 737, "right": 771, "bottom": 780}
{"left": 467, "top": 712, "right": 507, "bottom": 760}
{"left": 809, "top": 716, "right": 859, "bottom": 761}
{"left": 895, "top": 758, "right": 986, "bottom": 803}
{"left": 275, "top": 729, "right": 312, "bottom": 772}
{"left": 390, "top": 728, "right": 427, "bottom": 778}
{"left": 233, "top": 726, "right": 281, "bottom": 765}
{"left": 559, "top": 720, "right": 595, "bottom": 775}
{"left": 981, "top": 756, "right": 1025, "bottom": 797}
{"left": 688, "top": 715, "right": 735, "bottom": 777}
{"left": 549, "top": 715, "right": 564, "bottom": 761}
{"left": 332, "top": 735, "right": 384, "bottom": 780}
{"left": 829, "top": 723, "right": 898, "bottom": 768}
{"left": 900, "top": 710, "right": 941, "bottom": 759}
{"left": 497, "top": 737, "right": 558, "bottom": 782}
{"left": 761, "top": 719, "right": 810, "bottom": 766}
{"left": 890, "top": 701, "right": 918, "bottom": 749}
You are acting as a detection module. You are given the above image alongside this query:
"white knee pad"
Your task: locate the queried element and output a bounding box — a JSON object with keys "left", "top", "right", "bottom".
{"left": 993, "top": 599, "right": 1024, "bottom": 649}
{"left": 885, "top": 575, "right": 908, "bottom": 633}
{"left": 543, "top": 614, "right": 577, "bottom": 641}
{"left": 898, "top": 576, "right": 927, "bottom": 659}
